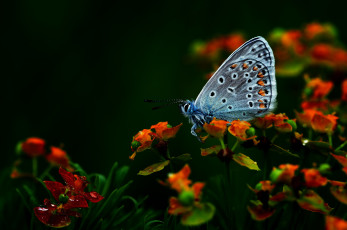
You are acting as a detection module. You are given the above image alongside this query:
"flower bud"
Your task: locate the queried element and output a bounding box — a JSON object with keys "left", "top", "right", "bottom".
{"left": 131, "top": 141, "right": 141, "bottom": 152}
{"left": 178, "top": 190, "right": 195, "bottom": 206}
{"left": 59, "top": 194, "right": 69, "bottom": 203}
{"left": 304, "top": 88, "right": 313, "bottom": 97}
{"left": 167, "top": 124, "right": 172, "bottom": 128}
{"left": 246, "top": 127, "right": 256, "bottom": 137}
{"left": 319, "top": 163, "right": 331, "bottom": 173}
{"left": 286, "top": 119, "right": 297, "bottom": 132}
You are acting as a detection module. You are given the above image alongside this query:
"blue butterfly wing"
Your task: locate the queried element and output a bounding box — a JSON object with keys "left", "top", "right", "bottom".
{"left": 194, "top": 36, "right": 277, "bottom": 121}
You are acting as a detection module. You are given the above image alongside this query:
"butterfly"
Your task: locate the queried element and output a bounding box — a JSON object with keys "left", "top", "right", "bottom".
{"left": 180, "top": 36, "right": 277, "bottom": 140}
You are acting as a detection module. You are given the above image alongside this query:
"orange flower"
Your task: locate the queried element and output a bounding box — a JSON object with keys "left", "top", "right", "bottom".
{"left": 295, "top": 109, "right": 317, "bottom": 127}
{"left": 167, "top": 165, "right": 209, "bottom": 220}
{"left": 255, "top": 180, "right": 275, "bottom": 193}
{"left": 203, "top": 118, "right": 229, "bottom": 139}
{"left": 151, "top": 122, "right": 182, "bottom": 140}
{"left": 330, "top": 180, "right": 347, "bottom": 205}
{"left": 342, "top": 79, "right": 347, "bottom": 101}
{"left": 304, "top": 23, "right": 325, "bottom": 40}
{"left": 306, "top": 77, "right": 333, "bottom": 99}
{"left": 301, "top": 168, "right": 328, "bottom": 188}
{"left": 21, "top": 137, "right": 46, "bottom": 157}
{"left": 228, "top": 120, "right": 256, "bottom": 141}
{"left": 45, "top": 147, "right": 73, "bottom": 171}
{"left": 130, "top": 129, "right": 154, "bottom": 160}
{"left": 333, "top": 49, "right": 347, "bottom": 66}
{"left": 272, "top": 114, "right": 295, "bottom": 133}
{"left": 300, "top": 100, "right": 330, "bottom": 111}
{"left": 270, "top": 164, "right": 299, "bottom": 184}
{"left": 311, "top": 112, "right": 338, "bottom": 134}
{"left": 281, "top": 30, "right": 302, "bottom": 47}
{"left": 326, "top": 216, "right": 347, "bottom": 230}
{"left": 253, "top": 113, "right": 275, "bottom": 129}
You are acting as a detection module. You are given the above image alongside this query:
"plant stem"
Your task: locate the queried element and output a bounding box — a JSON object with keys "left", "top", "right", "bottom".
{"left": 231, "top": 140, "right": 239, "bottom": 152}
{"left": 167, "top": 149, "right": 174, "bottom": 172}
{"left": 271, "top": 133, "right": 279, "bottom": 143}
{"left": 263, "top": 130, "right": 266, "bottom": 137}
{"left": 219, "top": 138, "right": 226, "bottom": 150}
{"left": 32, "top": 157, "right": 38, "bottom": 177}
{"left": 328, "top": 134, "right": 333, "bottom": 147}
{"left": 308, "top": 129, "right": 312, "bottom": 140}
{"left": 336, "top": 140, "right": 347, "bottom": 151}
{"left": 39, "top": 165, "right": 53, "bottom": 180}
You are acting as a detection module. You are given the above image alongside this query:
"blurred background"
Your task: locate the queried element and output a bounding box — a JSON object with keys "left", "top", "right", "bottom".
{"left": 2, "top": 0, "right": 347, "bottom": 209}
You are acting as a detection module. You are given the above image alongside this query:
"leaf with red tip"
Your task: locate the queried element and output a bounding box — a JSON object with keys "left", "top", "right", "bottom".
{"left": 247, "top": 204, "right": 275, "bottom": 221}
{"left": 201, "top": 145, "right": 222, "bottom": 156}
{"left": 297, "top": 190, "right": 332, "bottom": 214}
{"left": 63, "top": 195, "right": 89, "bottom": 209}
{"left": 181, "top": 203, "right": 215, "bottom": 226}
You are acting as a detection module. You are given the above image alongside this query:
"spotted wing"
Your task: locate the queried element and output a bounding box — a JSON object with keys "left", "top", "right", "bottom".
{"left": 194, "top": 36, "right": 277, "bottom": 121}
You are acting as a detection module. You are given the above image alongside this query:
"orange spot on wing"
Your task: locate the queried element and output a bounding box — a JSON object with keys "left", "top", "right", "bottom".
{"left": 257, "top": 80, "right": 265, "bottom": 86}
{"left": 231, "top": 64, "right": 237, "bottom": 69}
{"left": 258, "top": 72, "right": 264, "bottom": 78}
{"left": 242, "top": 63, "right": 249, "bottom": 69}
{"left": 260, "top": 103, "right": 266, "bottom": 108}
{"left": 258, "top": 99, "right": 264, "bottom": 103}
{"left": 258, "top": 89, "right": 265, "bottom": 96}
{"left": 253, "top": 66, "right": 258, "bottom": 71}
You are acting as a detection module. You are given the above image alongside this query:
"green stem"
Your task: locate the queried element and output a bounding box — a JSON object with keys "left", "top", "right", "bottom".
{"left": 219, "top": 138, "right": 226, "bottom": 150}
{"left": 39, "top": 165, "right": 53, "bottom": 180}
{"left": 262, "top": 130, "right": 266, "bottom": 137}
{"left": 167, "top": 149, "right": 174, "bottom": 172}
{"left": 336, "top": 140, "right": 347, "bottom": 151}
{"left": 328, "top": 134, "right": 333, "bottom": 147}
{"left": 32, "top": 157, "right": 38, "bottom": 177}
{"left": 231, "top": 140, "right": 239, "bottom": 152}
{"left": 308, "top": 129, "right": 312, "bottom": 140}
{"left": 271, "top": 133, "right": 279, "bottom": 143}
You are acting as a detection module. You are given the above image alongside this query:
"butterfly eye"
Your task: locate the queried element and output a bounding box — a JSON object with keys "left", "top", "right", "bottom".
{"left": 184, "top": 103, "right": 190, "bottom": 112}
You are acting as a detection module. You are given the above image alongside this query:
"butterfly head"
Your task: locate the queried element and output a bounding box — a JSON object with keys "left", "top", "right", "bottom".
{"left": 180, "top": 100, "right": 195, "bottom": 117}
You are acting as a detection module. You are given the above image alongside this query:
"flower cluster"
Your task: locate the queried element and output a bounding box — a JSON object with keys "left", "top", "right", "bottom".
{"left": 248, "top": 163, "right": 333, "bottom": 221}
{"left": 11, "top": 137, "right": 73, "bottom": 178}
{"left": 130, "top": 122, "right": 189, "bottom": 175}
{"left": 34, "top": 167, "right": 103, "bottom": 228}
{"left": 164, "top": 165, "right": 215, "bottom": 226}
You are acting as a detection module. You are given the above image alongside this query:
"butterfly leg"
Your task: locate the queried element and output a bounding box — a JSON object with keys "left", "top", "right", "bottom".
{"left": 191, "top": 124, "right": 202, "bottom": 142}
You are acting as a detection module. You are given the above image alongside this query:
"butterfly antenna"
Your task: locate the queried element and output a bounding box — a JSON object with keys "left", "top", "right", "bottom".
{"left": 144, "top": 99, "right": 185, "bottom": 110}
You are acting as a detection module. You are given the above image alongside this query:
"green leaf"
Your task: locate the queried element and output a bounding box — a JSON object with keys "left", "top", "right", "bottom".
{"left": 102, "top": 161, "right": 118, "bottom": 196}
{"left": 201, "top": 145, "right": 222, "bottom": 156}
{"left": 181, "top": 203, "right": 215, "bottom": 226}
{"left": 297, "top": 190, "right": 332, "bottom": 214}
{"left": 138, "top": 160, "right": 170, "bottom": 176}
{"left": 276, "top": 60, "right": 307, "bottom": 77}
{"left": 305, "top": 141, "right": 332, "bottom": 155}
{"left": 172, "top": 153, "right": 192, "bottom": 162}
{"left": 232, "top": 153, "right": 260, "bottom": 171}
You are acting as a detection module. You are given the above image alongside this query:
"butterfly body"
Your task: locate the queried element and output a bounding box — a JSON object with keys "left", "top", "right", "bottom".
{"left": 181, "top": 36, "right": 277, "bottom": 138}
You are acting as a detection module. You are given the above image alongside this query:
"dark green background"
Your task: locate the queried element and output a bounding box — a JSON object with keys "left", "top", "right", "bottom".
{"left": 2, "top": 0, "right": 347, "bottom": 204}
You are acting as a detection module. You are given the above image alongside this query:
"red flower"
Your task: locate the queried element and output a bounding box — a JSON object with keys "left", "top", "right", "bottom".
{"left": 228, "top": 120, "right": 256, "bottom": 141}
{"left": 223, "top": 34, "right": 246, "bottom": 52}
{"left": 44, "top": 167, "right": 104, "bottom": 205}
{"left": 304, "top": 23, "right": 325, "bottom": 40}
{"left": 203, "top": 118, "right": 229, "bottom": 139}
{"left": 270, "top": 164, "right": 299, "bottom": 184}
{"left": 21, "top": 137, "right": 45, "bottom": 157}
{"left": 281, "top": 30, "right": 302, "bottom": 47}
{"left": 34, "top": 198, "right": 82, "bottom": 228}
{"left": 301, "top": 168, "right": 328, "bottom": 188}
{"left": 329, "top": 180, "right": 347, "bottom": 205}
{"left": 342, "top": 79, "right": 347, "bottom": 101}
{"left": 46, "top": 147, "right": 73, "bottom": 171}
{"left": 326, "top": 216, "right": 347, "bottom": 230}
{"left": 311, "top": 44, "right": 333, "bottom": 61}
{"left": 311, "top": 112, "right": 338, "bottom": 134}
